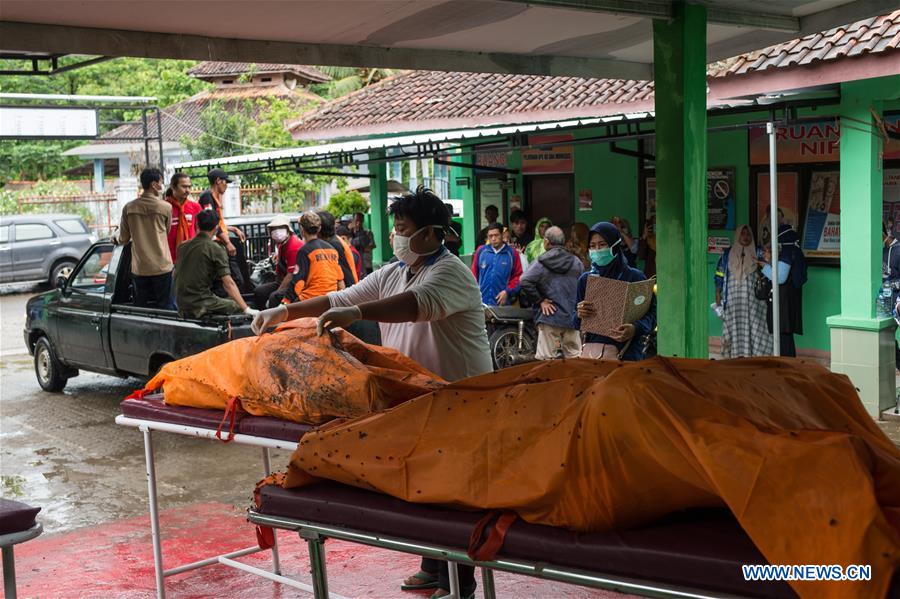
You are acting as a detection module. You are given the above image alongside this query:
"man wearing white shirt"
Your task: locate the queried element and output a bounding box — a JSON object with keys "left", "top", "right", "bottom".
{"left": 252, "top": 186, "right": 492, "bottom": 599}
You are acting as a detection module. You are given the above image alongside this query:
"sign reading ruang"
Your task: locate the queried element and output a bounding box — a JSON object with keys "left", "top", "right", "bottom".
{"left": 0, "top": 106, "right": 99, "bottom": 139}
{"left": 522, "top": 134, "right": 574, "bottom": 174}
{"left": 748, "top": 115, "right": 900, "bottom": 165}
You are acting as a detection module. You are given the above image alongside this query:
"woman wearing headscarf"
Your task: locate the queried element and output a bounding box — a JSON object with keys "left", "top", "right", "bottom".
{"left": 525, "top": 217, "right": 552, "bottom": 263}
{"left": 574, "top": 222, "right": 656, "bottom": 361}
{"left": 714, "top": 224, "right": 771, "bottom": 357}
{"left": 566, "top": 222, "right": 590, "bottom": 269}
{"left": 761, "top": 224, "right": 807, "bottom": 357}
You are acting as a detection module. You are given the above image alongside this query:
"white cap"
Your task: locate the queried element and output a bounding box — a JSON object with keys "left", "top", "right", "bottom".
{"left": 267, "top": 214, "right": 291, "bottom": 229}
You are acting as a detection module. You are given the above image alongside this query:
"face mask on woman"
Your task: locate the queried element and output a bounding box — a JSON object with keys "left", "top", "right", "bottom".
{"left": 270, "top": 228, "right": 289, "bottom": 244}
{"left": 589, "top": 239, "right": 620, "bottom": 267}
{"left": 392, "top": 226, "right": 442, "bottom": 264}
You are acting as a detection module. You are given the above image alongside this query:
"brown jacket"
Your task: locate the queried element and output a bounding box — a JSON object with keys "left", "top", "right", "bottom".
{"left": 118, "top": 189, "right": 173, "bottom": 276}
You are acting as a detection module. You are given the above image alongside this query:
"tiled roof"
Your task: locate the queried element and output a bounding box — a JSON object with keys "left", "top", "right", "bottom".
{"left": 98, "top": 86, "right": 322, "bottom": 144}
{"left": 187, "top": 61, "right": 331, "bottom": 83}
{"left": 290, "top": 10, "right": 899, "bottom": 139}
{"left": 289, "top": 73, "right": 654, "bottom": 137}
{"left": 712, "top": 10, "right": 900, "bottom": 77}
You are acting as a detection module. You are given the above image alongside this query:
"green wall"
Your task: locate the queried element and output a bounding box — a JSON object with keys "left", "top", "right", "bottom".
{"left": 445, "top": 96, "right": 900, "bottom": 354}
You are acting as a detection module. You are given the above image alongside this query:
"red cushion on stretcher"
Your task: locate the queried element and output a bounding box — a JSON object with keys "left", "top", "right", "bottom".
{"left": 257, "top": 481, "right": 798, "bottom": 598}
{"left": 120, "top": 396, "right": 312, "bottom": 442}
{"left": 121, "top": 396, "right": 238, "bottom": 430}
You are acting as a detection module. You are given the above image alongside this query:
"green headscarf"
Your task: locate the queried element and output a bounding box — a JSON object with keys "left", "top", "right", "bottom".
{"left": 525, "top": 217, "right": 553, "bottom": 262}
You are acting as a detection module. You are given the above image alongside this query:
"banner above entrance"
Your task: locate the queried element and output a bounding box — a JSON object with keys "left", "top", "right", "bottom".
{"left": 522, "top": 134, "right": 574, "bottom": 174}
{"left": 749, "top": 115, "right": 900, "bottom": 165}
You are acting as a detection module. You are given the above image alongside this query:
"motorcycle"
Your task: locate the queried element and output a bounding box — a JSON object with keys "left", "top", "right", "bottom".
{"left": 483, "top": 304, "right": 538, "bottom": 369}
{"left": 250, "top": 255, "right": 276, "bottom": 288}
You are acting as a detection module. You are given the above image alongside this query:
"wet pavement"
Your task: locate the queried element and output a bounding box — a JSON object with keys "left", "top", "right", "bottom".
{"left": 0, "top": 284, "right": 293, "bottom": 535}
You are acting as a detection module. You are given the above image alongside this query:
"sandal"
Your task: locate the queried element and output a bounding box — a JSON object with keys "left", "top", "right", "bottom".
{"left": 400, "top": 570, "right": 440, "bottom": 590}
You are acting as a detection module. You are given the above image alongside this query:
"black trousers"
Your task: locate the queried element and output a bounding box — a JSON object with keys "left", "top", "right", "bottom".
{"left": 779, "top": 333, "right": 797, "bottom": 358}
{"left": 253, "top": 281, "right": 287, "bottom": 310}
{"left": 133, "top": 272, "right": 175, "bottom": 310}
{"left": 421, "top": 557, "right": 476, "bottom": 595}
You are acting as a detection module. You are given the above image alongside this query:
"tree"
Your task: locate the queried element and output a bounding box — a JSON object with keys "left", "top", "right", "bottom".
{"left": 180, "top": 97, "right": 335, "bottom": 212}
{"left": 326, "top": 189, "right": 369, "bottom": 219}
{"left": 0, "top": 56, "right": 209, "bottom": 185}
{"left": 310, "top": 67, "right": 397, "bottom": 99}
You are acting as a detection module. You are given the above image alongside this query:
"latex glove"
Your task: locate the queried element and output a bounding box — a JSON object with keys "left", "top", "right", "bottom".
{"left": 251, "top": 304, "right": 287, "bottom": 335}
{"left": 317, "top": 305, "right": 362, "bottom": 336}
{"left": 244, "top": 307, "right": 259, "bottom": 317}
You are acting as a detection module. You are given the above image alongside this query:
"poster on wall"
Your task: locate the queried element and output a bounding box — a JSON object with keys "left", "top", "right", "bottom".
{"left": 578, "top": 189, "right": 593, "bottom": 211}
{"left": 748, "top": 115, "right": 900, "bottom": 165}
{"left": 645, "top": 178, "right": 656, "bottom": 222}
{"left": 509, "top": 194, "right": 522, "bottom": 214}
{"left": 882, "top": 169, "right": 900, "bottom": 237}
{"left": 478, "top": 177, "right": 505, "bottom": 229}
{"left": 802, "top": 172, "right": 840, "bottom": 258}
{"left": 756, "top": 172, "right": 799, "bottom": 248}
{"left": 522, "top": 134, "right": 574, "bottom": 174}
{"left": 708, "top": 236, "right": 732, "bottom": 254}
{"left": 707, "top": 168, "right": 736, "bottom": 230}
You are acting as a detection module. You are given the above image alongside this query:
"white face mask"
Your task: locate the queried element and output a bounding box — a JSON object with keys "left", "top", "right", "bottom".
{"left": 392, "top": 226, "right": 441, "bottom": 264}
{"left": 270, "top": 228, "right": 289, "bottom": 244}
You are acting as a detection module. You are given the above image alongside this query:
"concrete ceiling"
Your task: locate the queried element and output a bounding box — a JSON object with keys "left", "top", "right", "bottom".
{"left": 0, "top": 0, "right": 895, "bottom": 78}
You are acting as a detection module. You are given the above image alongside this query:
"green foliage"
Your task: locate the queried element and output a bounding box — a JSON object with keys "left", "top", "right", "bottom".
{"left": 0, "top": 179, "right": 94, "bottom": 222}
{"left": 326, "top": 189, "right": 369, "bottom": 218}
{"left": 310, "top": 67, "right": 397, "bottom": 99}
{"left": 0, "top": 141, "right": 82, "bottom": 182}
{"left": 180, "top": 97, "right": 332, "bottom": 212}
{"left": 0, "top": 56, "right": 208, "bottom": 109}
{"left": 0, "top": 56, "right": 209, "bottom": 185}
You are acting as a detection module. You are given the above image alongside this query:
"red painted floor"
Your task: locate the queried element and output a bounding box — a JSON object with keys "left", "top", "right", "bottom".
{"left": 11, "top": 502, "right": 627, "bottom": 598}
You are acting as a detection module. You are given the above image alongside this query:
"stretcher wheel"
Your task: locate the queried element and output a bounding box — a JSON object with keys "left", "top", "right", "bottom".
{"left": 34, "top": 336, "right": 68, "bottom": 392}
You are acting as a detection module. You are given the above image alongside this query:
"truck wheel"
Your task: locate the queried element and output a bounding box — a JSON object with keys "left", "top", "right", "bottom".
{"left": 489, "top": 326, "right": 536, "bottom": 370}
{"left": 50, "top": 259, "right": 78, "bottom": 287}
{"left": 34, "top": 337, "right": 68, "bottom": 392}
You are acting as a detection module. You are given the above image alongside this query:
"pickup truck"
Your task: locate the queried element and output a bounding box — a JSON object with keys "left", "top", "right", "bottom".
{"left": 24, "top": 240, "right": 254, "bottom": 392}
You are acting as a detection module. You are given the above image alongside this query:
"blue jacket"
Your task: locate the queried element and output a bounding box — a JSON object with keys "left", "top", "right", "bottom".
{"left": 519, "top": 246, "right": 583, "bottom": 329}
{"left": 472, "top": 243, "right": 522, "bottom": 305}
{"left": 573, "top": 260, "right": 656, "bottom": 361}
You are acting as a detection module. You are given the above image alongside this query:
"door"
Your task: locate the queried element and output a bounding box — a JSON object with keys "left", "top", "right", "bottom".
{"left": 12, "top": 222, "right": 56, "bottom": 279}
{"left": 526, "top": 175, "right": 574, "bottom": 232}
{"left": 0, "top": 225, "right": 11, "bottom": 282}
{"left": 56, "top": 243, "right": 114, "bottom": 371}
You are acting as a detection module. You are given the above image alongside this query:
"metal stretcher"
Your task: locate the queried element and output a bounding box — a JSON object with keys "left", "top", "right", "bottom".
{"left": 115, "top": 395, "right": 313, "bottom": 599}
{"left": 251, "top": 480, "right": 885, "bottom": 599}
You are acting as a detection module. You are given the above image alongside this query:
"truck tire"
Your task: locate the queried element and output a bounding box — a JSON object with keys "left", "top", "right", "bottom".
{"left": 50, "top": 259, "right": 78, "bottom": 287}
{"left": 34, "top": 336, "right": 69, "bottom": 392}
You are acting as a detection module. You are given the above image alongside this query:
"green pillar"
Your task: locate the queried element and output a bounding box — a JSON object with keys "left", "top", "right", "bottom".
{"left": 827, "top": 75, "right": 900, "bottom": 417}
{"left": 652, "top": 2, "right": 708, "bottom": 358}
{"left": 449, "top": 149, "right": 477, "bottom": 257}
{"left": 369, "top": 150, "right": 392, "bottom": 267}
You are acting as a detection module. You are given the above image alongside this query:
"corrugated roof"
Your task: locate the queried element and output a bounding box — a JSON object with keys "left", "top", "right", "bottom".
{"left": 289, "top": 10, "right": 899, "bottom": 139}
{"left": 187, "top": 61, "right": 331, "bottom": 83}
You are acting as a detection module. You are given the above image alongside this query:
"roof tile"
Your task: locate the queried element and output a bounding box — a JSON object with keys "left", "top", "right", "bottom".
{"left": 278, "top": 10, "right": 898, "bottom": 137}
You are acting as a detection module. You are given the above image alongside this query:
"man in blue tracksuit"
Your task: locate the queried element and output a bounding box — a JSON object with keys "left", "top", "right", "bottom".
{"left": 472, "top": 223, "right": 522, "bottom": 306}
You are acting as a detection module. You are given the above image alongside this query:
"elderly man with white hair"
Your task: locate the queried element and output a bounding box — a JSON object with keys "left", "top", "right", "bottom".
{"left": 519, "top": 225, "right": 584, "bottom": 359}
